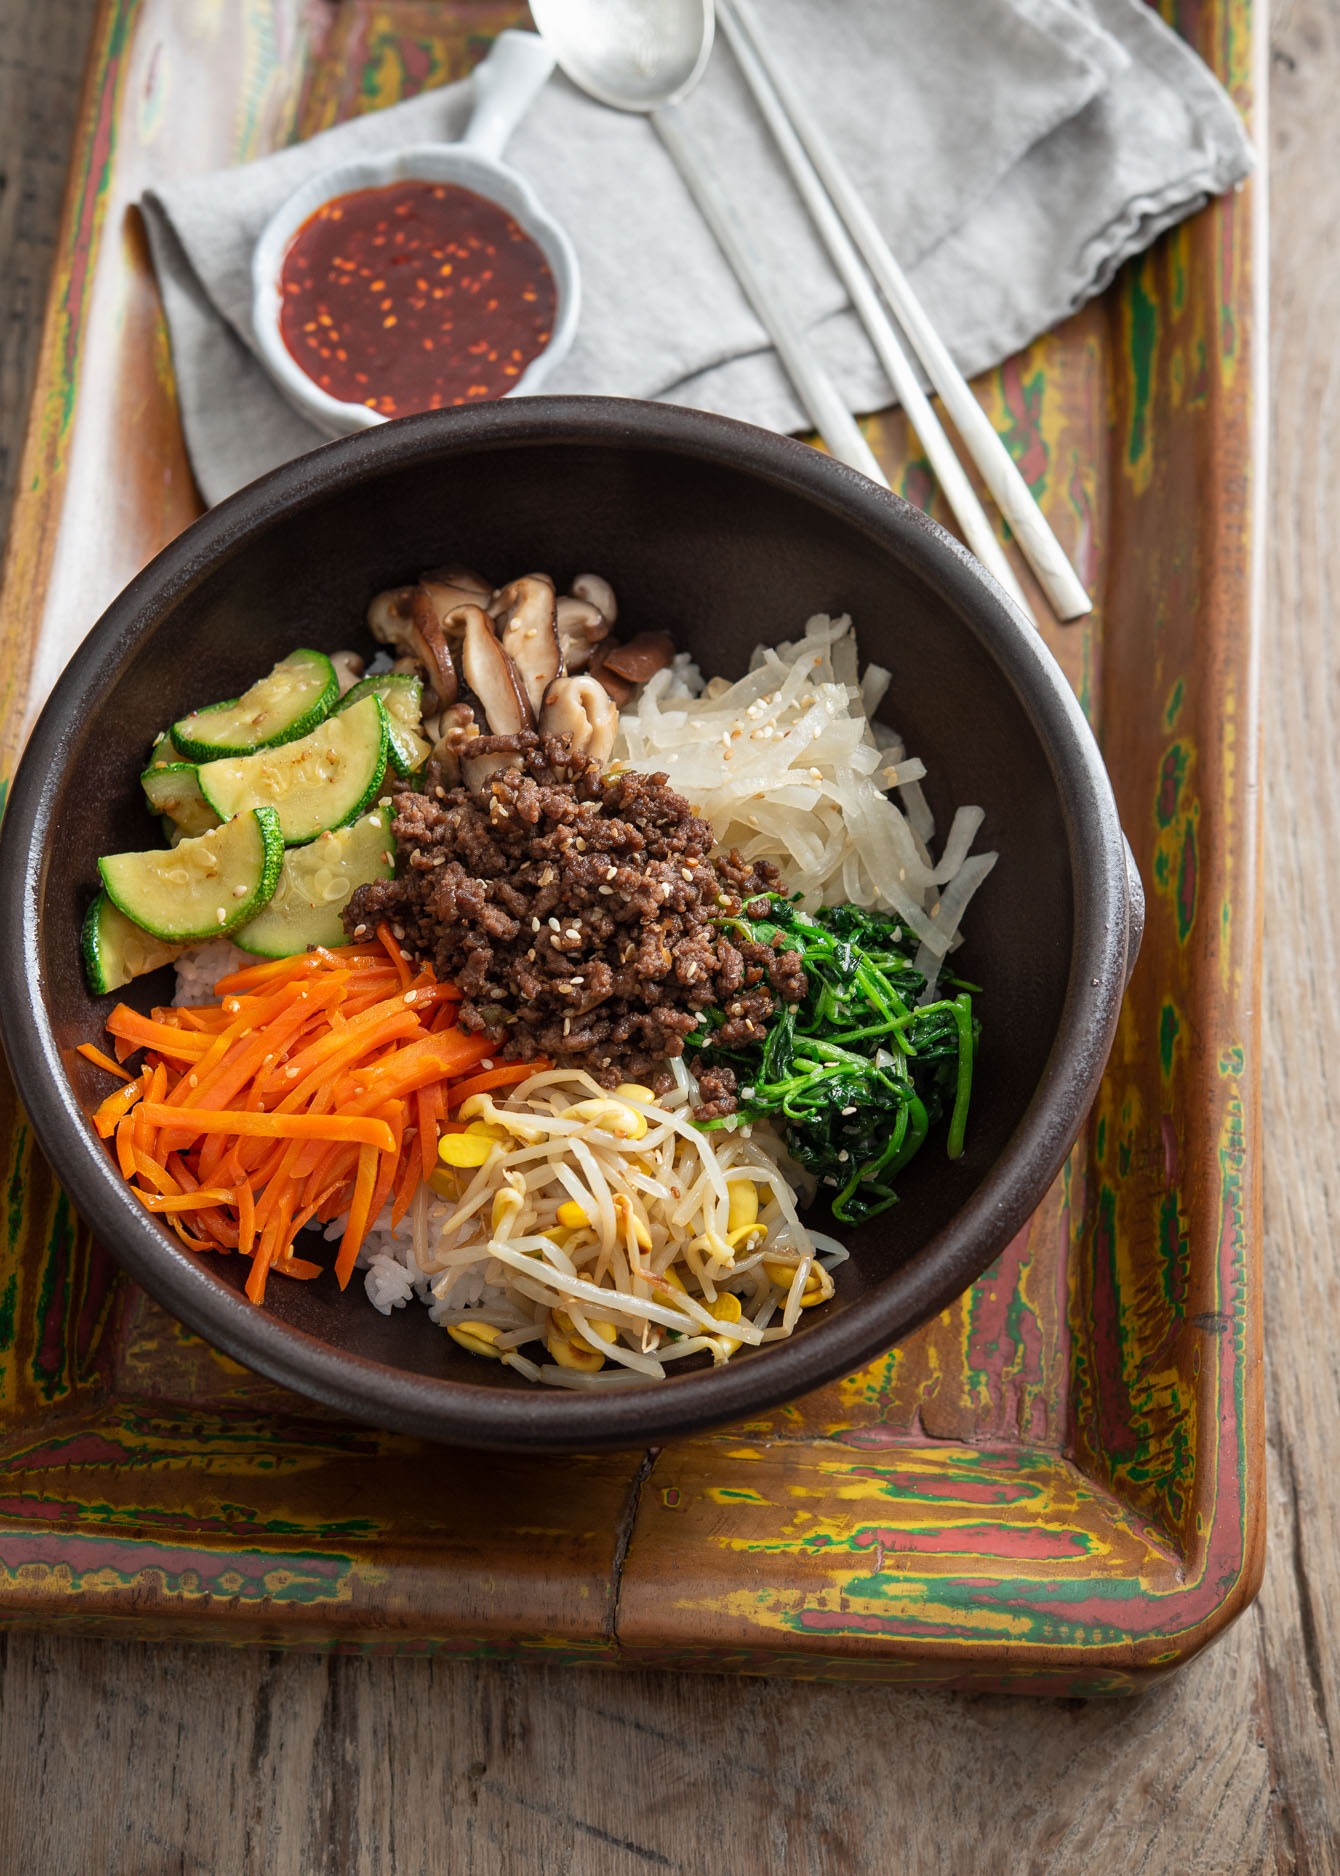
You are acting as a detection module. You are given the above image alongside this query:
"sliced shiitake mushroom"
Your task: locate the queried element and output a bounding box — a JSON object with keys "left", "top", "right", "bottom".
{"left": 492, "top": 576, "right": 561, "bottom": 717}
{"left": 586, "top": 642, "right": 635, "bottom": 708}
{"left": 458, "top": 604, "right": 534, "bottom": 735}
{"left": 554, "top": 595, "right": 610, "bottom": 673}
{"left": 420, "top": 565, "right": 492, "bottom": 608}
{"left": 599, "top": 632, "right": 676, "bottom": 685}
{"left": 409, "top": 587, "right": 459, "bottom": 707}
{"left": 330, "top": 650, "right": 366, "bottom": 696}
{"left": 540, "top": 674, "right": 619, "bottom": 766}
{"left": 367, "top": 586, "right": 418, "bottom": 650}
{"left": 570, "top": 573, "right": 617, "bottom": 629}
{"left": 428, "top": 701, "right": 481, "bottom": 789}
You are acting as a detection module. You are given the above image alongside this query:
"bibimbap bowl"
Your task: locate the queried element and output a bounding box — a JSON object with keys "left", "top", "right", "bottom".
{"left": 0, "top": 398, "right": 1141, "bottom": 1452}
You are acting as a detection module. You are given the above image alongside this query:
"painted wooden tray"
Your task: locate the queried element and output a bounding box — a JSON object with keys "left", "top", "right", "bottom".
{"left": 0, "top": 0, "right": 1263, "bottom": 1693}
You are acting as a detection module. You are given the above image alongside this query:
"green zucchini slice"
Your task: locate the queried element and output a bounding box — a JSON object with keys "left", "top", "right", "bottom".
{"left": 140, "top": 759, "right": 221, "bottom": 838}
{"left": 336, "top": 671, "right": 431, "bottom": 777}
{"left": 234, "top": 805, "right": 396, "bottom": 957}
{"left": 97, "top": 807, "right": 285, "bottom": 944}
{"left": 171, "top": 649, "right": 339, "bottom": 761}
{"left": 81, "top": 891, "right": 185, "bottom": 995}
{"left": 197, "top": 693, "right": 389, "bottom": 847}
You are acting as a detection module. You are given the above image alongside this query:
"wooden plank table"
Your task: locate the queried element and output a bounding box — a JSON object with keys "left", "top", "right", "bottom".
{"left": 0, "top": 0, "right": 1333, "bottom": 1868}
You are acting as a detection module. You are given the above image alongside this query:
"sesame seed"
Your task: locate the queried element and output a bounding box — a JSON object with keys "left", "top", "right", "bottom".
{"left": 391, "top": 924, "right": 405, "bottom": 941}
{"left": 404, "top": 991, "right": 416, "bottom": 1004}
{"left": 354, "top": 924, "right": 368, "bottom": 937}
{"left": 565, "top": 928, "right": 580, "bottom": 942}
{"left": 186, "top": 1073, "right": 198, "bottom": 1089}
{"left": 531, "top": 918, "right": 541, "bottom": 933}
{"left": 681, "top": 868, "right": 694, "bottom": 882}
{"left": 837, "top": 1150, "right": 850, "bottom": 1163}
{"left": 604, "top": 866, "right": 618, "bottom": 881}
{"left": 216, "top": 907, "right": 227, "bottom": 925}
{"left": 597, "top": 885, "right": 613, "bottom": 895}
{"left": 548, "top": 917, "right": 560, "bottom": 931}
{"left": 841, "top": 1105, "right": 858, "bottom": 1117}
{"left": 480, "top": 1059, "right": 493, "bottom": 1071}
{"left": 435, "top": 786, "right": 446, "bottom": 800}
{"left": 400, "top": 948, "right": 412, "bottom": 961}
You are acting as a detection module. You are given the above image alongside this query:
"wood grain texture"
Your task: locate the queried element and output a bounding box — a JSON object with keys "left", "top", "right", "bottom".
{"left": 0, "top": 2, "right": 1332, "bottom": 1874}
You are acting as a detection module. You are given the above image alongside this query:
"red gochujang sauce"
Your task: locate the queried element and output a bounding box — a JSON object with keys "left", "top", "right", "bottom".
{"left": 278, "top": 180, "right": 557, "bottom": 417}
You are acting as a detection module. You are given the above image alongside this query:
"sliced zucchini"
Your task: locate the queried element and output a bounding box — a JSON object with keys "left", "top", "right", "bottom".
{"left": 234, "top": 805, "right": 396, "bottom": 957}
{"left": 82, "top": 891, "right": 184, "bottom": 995}
{"left": 171, "top": 649, "right": 339, "bottom": 761}
{"left": 336, "top": 671, "right": 430, "bottom": 777}
{"left": 98, "top": 807, "right": 285, "bottom": 944}
{"left": 140, "top": 759, "right": 221, "bottom": 838}
{"left": 147, "top": 730, "right": 183, "bottom": 767}
{"left": 197, "top": 693, "right": 389, "bottom": 847}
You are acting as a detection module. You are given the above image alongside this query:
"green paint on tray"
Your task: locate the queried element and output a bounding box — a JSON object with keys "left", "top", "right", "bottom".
{"left": 1126, "top": 258, "right": 1158, "bottom": 470}
{"left": 1164, "top": 678, "right": 1185, "bottom": 729}
{"left": 1156, "top": 743, "right": 1189, "bottom": 827}
{"left": 1159, "top": 1002, "right": 1181, "bottom": 1080}
{"left": 1095, "top": 1114, "right": 1107, "bottom": 1163}
{"left": 0, "top": 1272, "right": 16, "bottom": 1353}
{"left": 1177, "top": 820, "right": 1199, "bottom": 942}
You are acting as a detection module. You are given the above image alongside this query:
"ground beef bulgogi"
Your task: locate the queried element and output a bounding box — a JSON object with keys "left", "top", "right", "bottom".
{"left": 344, "top": 733, "right": 806, "bottom": 1093}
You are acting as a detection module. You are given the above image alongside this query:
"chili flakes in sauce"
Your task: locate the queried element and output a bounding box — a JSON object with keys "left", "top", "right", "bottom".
{"left": 278, "top": 179, "right": 557, "bottom": 417}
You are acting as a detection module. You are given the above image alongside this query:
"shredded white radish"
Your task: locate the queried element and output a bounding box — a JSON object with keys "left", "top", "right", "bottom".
{"left": 615, "top": 614, "right": 996, "bottom": 964}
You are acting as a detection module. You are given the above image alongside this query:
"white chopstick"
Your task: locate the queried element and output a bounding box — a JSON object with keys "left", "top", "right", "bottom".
{"left": 652, "top": 104, "right": 889, "bottom": 488}
{"left": 721, "top": 0, "right": 1092, "bottom": 624}
{"left": 715, "top": 0, "right": 1035, "bottom": 623}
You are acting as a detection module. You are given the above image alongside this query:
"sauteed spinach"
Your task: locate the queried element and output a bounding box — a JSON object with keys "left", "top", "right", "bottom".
{"left": 691, "top": 899, "right": 978, "bottom": 1225}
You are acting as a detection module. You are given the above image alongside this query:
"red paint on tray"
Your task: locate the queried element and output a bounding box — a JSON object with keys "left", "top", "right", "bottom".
{"left": 278, "top": 180, "right": 556, "bottom": 416}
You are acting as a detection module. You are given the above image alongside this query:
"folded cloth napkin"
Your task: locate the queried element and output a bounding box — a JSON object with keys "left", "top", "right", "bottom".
{"left": 141, "top": 0, "right": 1253, "bottom": 508}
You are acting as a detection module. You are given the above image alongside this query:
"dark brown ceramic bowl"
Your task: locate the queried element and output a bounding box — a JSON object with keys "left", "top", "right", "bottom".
{"left": 0, "top": 398, "right": 1141, "bottom": 1452}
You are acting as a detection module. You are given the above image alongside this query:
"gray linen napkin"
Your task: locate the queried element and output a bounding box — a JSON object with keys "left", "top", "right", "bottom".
{"left": 141, "top": 0, "right": 1253, "bottom": 508}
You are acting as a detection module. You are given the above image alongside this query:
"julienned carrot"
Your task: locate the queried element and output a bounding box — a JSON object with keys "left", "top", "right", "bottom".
{"left": 77, "top": 1043, "right": 132, "bottom": 1082}
{"left": 447, "top": 1061, "right": 549, "bottom": 1109}
{"left": 93, "top": 1077, "right": 144, "bottom": 1139}
{"left": 335, "top": 1143, "right": 380, "bottom": 1289}
{"left": 137, "top": 1106, "right": 397, "bottom": 1150}
{"left": 377, "top": 922, "right": 413, "bottom": 990}
{"left": 97, "top": 946, "right": 487, "bottom": 1303}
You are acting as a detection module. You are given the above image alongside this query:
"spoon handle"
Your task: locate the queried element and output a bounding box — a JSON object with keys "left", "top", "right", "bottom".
{"left": 652, "top": 104, "right": 887, "bottom": 489}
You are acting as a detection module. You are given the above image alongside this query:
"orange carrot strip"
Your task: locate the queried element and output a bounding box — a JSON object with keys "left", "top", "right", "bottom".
{"left": 236, "top": 1180, "right": 256, "bottom": 1259}
{"left": 279, "top": 1255, "right": 323, "bottom": 1280}
{"left": 78, "top": 1043, "right": 133, "bottom": 1082}
{"left": 136, "top": 1188, "right": 236, "bottom": 1214}
{"left": 93, "top": 1077, "right": 144, "bottom": 1139}
{"left": 377, "top": 922, "right": 412, "bottom": 990}
{"left": 115, "top": 1116, "right": 137, "bottom": 1180}
{"left": 130, "top": 1150, "right": 183, "bottom": 1197}
{"left": 335, "top": 1143, "right": 380, "bottom": 1288}
{"left": 446, "top": 1060, "right": 550, "bottom": 1110}
{"left": 136, "top": 1106, "right": 396, "bottom": 1151}
{"left": 415, "top": 1085, "right": 439, "bottom": 1183}
{"left": 364, "top": 1100, "right": 406, "bottom": 1229}
{"left": 255, "top": 998, "right": 422, "bottom": 1102}
{"left": 390, "top": 1143, "right": 422, "bottom": 1231}
{"left": 106, "top": 1008, "right": 213, "bottom": 1061}
{"left": 134, "top": 1062, "right": 169, "bottom": 1159}
{"left": 346, "top": 1030, "right": 494, "bottom": 1111}
{"left": 211, "top": 952, "right": 333, "bottom": 997}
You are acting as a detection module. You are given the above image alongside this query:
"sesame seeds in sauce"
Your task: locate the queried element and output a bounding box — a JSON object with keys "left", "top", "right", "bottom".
{"left": 278, "top": 180, "right": 557, "bottom": 416}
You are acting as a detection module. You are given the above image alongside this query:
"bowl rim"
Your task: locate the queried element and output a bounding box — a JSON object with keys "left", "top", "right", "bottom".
{"left": 0, "top": 396, "right": 1134, "bottom": 1451}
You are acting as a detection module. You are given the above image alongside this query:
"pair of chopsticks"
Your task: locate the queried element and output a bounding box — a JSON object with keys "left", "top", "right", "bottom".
{"left": 660, "top": 0, "right": 1090, "bottom": 628}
